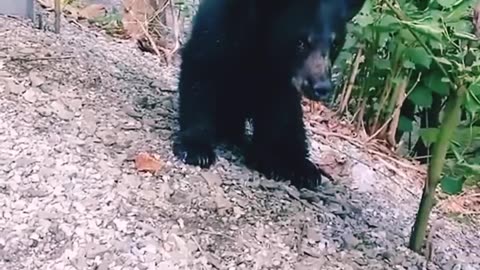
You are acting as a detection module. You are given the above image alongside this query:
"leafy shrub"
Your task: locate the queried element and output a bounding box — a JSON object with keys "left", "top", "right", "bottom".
{"left": 335, "top": 0, "right": 480, "bottom": 191}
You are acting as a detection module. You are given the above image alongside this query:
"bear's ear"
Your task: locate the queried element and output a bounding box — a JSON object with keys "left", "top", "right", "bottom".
{"left": 343, "top": 0, "right": 367, "bottom": 21}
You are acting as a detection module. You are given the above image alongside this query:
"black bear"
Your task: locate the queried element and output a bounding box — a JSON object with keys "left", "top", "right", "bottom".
{"left": 173, "top": 0, "right": 365, "bottom": 190}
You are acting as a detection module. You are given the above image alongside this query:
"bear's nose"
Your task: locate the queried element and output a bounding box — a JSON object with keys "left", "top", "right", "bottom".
{"left": 311, "top": 80, "right": 332, "bottom": 99}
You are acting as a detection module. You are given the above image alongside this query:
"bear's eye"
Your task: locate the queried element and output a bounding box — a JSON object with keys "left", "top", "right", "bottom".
{"left": 297, "top": 39, "right": 306, "bottom": 50}
{"left": 297, "top": 37, "right": 311, "bottom": 51}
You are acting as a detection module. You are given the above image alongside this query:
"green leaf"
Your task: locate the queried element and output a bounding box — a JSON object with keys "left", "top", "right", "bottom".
{"left": 391, "top": 41, "right": 406, "bottom": 60}
{"left": 359, "top": 26, "right": 376, "bottom": 43}
{"left": 335, "top": 51, "right": 353, "bottom": 69}
{"left": 353, "top": 0, "right": 374, "bottom": 27}
{"left": 434, "top": 56, "right": 453, "bottom": 66}
{"left": 428, "top": 39, "right": 444, "bottom": 50}
{"left": 450, "top": 146, "right": 463, "bottom": 162}
{"left": 356, "top": 13, "right": 375, "bottom": 27}
{"left": 440, "top": 175, "right": 465, "bottom": 195}
{"left": 419, "top": 127, "right": 439, "bottom": 146}
{"left": 448, "top": 21, "right": 473, "bottom": 34}
{"left": 469, "top": 80, "right": 480, "bottom": 95}
{"left": 377, "top": 32, "right": 391, "bottom": 48}
{"left": 398, "top": 115, "right": 414, "bottom": 132}
{"left": 441, "top": 77, "right": 451, "bottom": 83}
{"left": 408, "top": 85, "right": 433, "bottom": 108}
{"left": 405, "top": 47, "right": 432, "bottom": 68}
{"left": 375, "top": 14, "right": 401, "bottom": 32}
{"left": 465, "top": 90, "right": 480, "bottom": 116}
{"left": 400, "top": 21, "right": 443, "bottom": 41}
{"left": 424, "top": 72, "right": 450, "bottom": 96}
{"left": 445, "top": 0, "right": 474, "bottom": 22}
{"left": 398, "top": 29, "right": 416, "bottom": 42}
{"left": 457, "top": 162, "right": 480, "bottom": 175}
{"left": 403, "top": 60, "right": 416, "bottom": 69}
{"left": 453, "top": 31, "right": 479, "bottom": 41}
{"left": 472, "top": 60, "right": 480, "bottom": 68}
{"left": 374, "top": 57, "right": 391, "bottom": 70}
{"left": 428, "top": 10, "right": 445, "bottom": 22}
{"left": 450, "top": 127, "right": 480, "bottom": 149}
{"left": 419, "top": 126, "right": 480, "bottom": 152}
{"left": 436, "top": 0, "right": 458, "bottom": 8}
{"left": 342, "top": 33, "right": 357, "bottom": 50}
{"left": 465, "top": 50, "right": 477, "bottom": 66}
{"left": 465, "top": 81, "right": 480, "bottom": 116}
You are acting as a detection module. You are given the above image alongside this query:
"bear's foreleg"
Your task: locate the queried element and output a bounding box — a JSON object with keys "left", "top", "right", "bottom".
{"left": 246, "top": 89, "right": 322, "bottom": 190}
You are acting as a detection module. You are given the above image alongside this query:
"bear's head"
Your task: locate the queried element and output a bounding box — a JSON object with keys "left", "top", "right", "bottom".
{"left": 266, "top": 0, "right": 365, "bottom": 101}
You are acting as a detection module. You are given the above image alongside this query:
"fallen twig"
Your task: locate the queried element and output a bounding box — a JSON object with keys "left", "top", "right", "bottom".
{"left": 315, "top": 130, "right": 426, "bottom": 174}
{"left": 125, "top": 6, "right": 169, "bottom": 64}
{"left": 7, "top": 55, "right": 75, "bottom": 62}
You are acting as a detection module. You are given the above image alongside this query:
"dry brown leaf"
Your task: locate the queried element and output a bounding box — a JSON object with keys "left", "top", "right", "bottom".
{"left": 439, "top": 191, "right": 480, "bottom": 215}
{"left": 134, "top": 152, "right": 163, "bottom": 173}
{"left": 78, "top": 4, "right": 107, "bottom": 20}
{"left": 63, "top": 5, "right": 81, "bottom": 19}
{"left": 122, "top": 0, "right": 158, "bottom": 40}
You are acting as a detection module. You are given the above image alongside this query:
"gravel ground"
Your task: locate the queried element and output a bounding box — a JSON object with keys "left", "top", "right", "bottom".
{"left": 0, "top": 10, "right": 479, "bottom": 270}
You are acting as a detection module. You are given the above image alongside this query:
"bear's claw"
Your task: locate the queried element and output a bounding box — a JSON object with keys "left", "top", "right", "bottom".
{"left": 173, "top": 142, "right": 216, "bottom": 168}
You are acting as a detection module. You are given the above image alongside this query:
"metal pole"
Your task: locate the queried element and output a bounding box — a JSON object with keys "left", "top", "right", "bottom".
{"left": 54, "top": 0, "right": 61, "bottom": 33}
{"left": 0, "top": 0, "right": 35, "bottom": 21}
{"left": 27, "top": 0, "right": 35, "bottom": 21}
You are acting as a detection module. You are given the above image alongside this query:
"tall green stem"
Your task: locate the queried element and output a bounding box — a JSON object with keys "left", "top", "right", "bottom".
{"left": 408, "top": 85, "right": 466, "bottom": 252}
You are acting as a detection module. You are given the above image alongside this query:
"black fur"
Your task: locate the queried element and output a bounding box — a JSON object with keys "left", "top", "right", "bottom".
{"left": 173, "top": 0, "right": 365, "bottom": 190}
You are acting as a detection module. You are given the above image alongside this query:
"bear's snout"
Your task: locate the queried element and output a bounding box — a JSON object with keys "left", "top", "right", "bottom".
{"left": 300, "top": 77, "right": 332, "bottom": 101}
{"left": 310, "top": 78, "right": 332, "bottom": 100}
{"left": 292, "top": 48, "right": 333, "bottom": 101}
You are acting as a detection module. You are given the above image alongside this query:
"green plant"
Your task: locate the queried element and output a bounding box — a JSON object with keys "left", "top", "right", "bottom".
{"left": 334, "top": 0, "right": 480, "bottom": 253}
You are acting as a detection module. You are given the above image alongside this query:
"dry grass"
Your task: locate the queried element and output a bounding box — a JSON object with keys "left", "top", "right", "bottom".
{"left": 438, "top": 190, "right": 480, "bottom": 216}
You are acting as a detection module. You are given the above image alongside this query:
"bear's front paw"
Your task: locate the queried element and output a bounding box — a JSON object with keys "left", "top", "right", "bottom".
{"left": 288, "top": 159, "right": 322, "bottom": 190}
{"left": 246, "top": 154, "right": 322, "bottom": 190}
{"left": 173, "top": 141, "right": 216, "bottom": 168}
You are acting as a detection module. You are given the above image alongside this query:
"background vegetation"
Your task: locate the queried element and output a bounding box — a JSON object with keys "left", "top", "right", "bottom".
{"left": 332, "top": 0, "right": 480, "bottom": 251}
{"left": 335, "top": 0, "right": 480, "bottom": 191}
